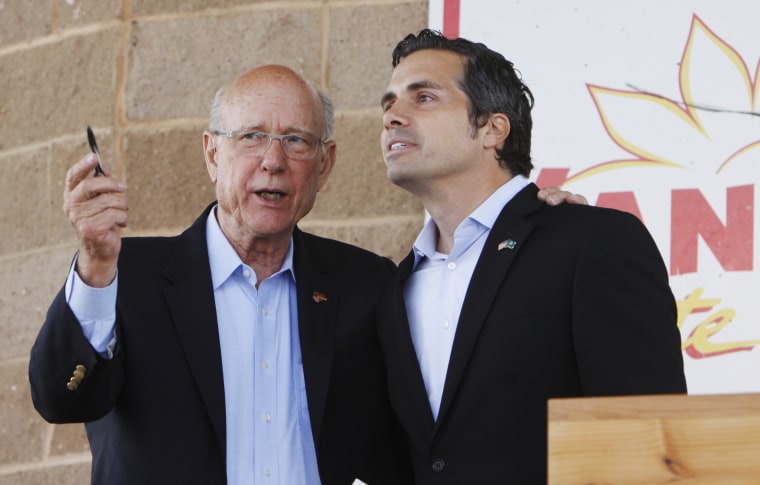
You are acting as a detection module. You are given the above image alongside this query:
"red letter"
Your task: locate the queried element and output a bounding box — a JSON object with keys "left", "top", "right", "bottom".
{"left": 671, "top": 185, "right": 754, "bottom": 275}
{"left": 535, "top": 168, "right": 570, "bottom": 189}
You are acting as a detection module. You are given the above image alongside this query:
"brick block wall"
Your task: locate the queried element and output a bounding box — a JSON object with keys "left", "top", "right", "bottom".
{"left": 0, "top": 1, "right": 426, "bottom": 482}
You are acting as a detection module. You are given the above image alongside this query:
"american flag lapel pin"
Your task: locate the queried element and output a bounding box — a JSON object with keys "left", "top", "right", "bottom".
{"left": 312, "top": 291, "right": 327, "bottom": 303}
{"left": 497, "top": 238, "right": 517, "bottom": 251}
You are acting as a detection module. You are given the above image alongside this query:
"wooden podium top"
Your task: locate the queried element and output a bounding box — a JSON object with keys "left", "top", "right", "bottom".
{"left": 548, "top": 393, "right": 760, "bottom": 484}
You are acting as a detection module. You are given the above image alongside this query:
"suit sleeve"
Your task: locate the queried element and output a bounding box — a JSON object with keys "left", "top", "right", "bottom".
{"left": 571, "top": 210, "right": 687, "bottom": 395}
{"left": 29, "top": 287, "right": 124, "bottom": 423}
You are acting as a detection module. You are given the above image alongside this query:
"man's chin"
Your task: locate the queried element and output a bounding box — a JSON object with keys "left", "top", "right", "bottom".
{"left": 386, "top": 167, "right": 417, "bottom": 191}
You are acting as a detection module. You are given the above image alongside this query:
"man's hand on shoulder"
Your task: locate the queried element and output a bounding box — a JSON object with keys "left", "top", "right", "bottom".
{"left": 538, "top": 186, "right": 589, "bottom": 206}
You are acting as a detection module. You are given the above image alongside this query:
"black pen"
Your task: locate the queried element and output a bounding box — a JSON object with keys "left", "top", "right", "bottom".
{"left": 86, "top": 125, "right": 107, "bottom": 176}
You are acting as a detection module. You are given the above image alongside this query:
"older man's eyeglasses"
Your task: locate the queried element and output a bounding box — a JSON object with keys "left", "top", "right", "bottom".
{"left": 213, "top": 130, "right": 324, "bottom": 160}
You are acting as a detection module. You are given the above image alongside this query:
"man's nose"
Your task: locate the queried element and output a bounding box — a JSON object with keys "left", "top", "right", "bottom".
{"left": 383, "top": 102, "right": 408, "bottom": 129}
{"left": 261, "top": 137, "right": 287, "bottom": 171}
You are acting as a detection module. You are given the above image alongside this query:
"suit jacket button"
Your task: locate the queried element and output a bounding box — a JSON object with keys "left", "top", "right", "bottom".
{"left": 66, "top": 364, "right": 87, "bottom": 391}
{"left": 432, "top": 458, "right": 445, "bottom": 472}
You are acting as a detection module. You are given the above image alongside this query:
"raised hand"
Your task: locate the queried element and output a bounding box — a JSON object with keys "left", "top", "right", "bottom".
{"left": 63, "top": 153, "right": 128, "bottom": 287}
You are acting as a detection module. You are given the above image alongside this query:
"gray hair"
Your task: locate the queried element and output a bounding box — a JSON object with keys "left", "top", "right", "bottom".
{"left": 208, "top": 77, "right": 334, "bottom": 140}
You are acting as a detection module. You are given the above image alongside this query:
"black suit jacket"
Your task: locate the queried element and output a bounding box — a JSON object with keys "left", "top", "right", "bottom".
{"left": 377, "top": 183, "right": 687, "bottom": 484}
{"left": 30, "top": 204, "right": 409, "bottom": 485}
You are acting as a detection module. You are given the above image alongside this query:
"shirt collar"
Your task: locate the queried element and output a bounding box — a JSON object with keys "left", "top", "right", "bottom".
{"left": 206, "top": 205, "right": 295, "bottom": 289}
{"left": 411, "top": 175, "right": 530, "bottom": 267}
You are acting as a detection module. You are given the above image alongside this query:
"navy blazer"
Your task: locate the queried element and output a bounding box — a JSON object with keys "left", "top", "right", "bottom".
{"left": 30, "top": 204, "right": 409, "bottom": 485}
{"left": 378, "top": 183, "right": 687, "bottom": 484}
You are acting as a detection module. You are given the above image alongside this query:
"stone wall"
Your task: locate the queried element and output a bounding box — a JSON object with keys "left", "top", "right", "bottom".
{"left": 0, "top": 1, "right": 426, "bottom": 482}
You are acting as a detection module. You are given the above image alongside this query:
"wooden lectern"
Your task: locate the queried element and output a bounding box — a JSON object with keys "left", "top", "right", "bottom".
{"left": 548, "top": 393, "right": 760, "bottom": 484}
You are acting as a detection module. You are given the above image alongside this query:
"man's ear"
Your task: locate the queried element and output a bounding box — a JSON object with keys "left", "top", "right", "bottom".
{"left": 315, "top": 140, "right": 337, "bottom": 192}
{"left": 482, "top": 113, "right": 511, "bottom": 150}
{"left": 202, "top": 130, "right": 218, "bottom": 183}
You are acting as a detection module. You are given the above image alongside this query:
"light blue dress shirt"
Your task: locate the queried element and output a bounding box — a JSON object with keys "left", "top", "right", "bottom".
{"left": 66, "top": 207, "right": 321, "bottom": 484}
{"left": 206, "top": 209, "right": 320, "bottom": 484}
{"left": 404, "top": 175, "right": 529, "bottom": 420}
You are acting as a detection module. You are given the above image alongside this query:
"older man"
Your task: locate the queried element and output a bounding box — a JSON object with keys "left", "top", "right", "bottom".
{"left": 29, "top": 65, "right": 409, "bottom": 485}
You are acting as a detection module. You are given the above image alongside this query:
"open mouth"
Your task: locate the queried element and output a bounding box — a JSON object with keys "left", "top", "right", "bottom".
{"left": 257, "top": 190, "right": 284, "bottom": 201}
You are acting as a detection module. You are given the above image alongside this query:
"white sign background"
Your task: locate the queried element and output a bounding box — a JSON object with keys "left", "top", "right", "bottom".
{"left": 430, "top": 0, "right": 760, "bottom": 394}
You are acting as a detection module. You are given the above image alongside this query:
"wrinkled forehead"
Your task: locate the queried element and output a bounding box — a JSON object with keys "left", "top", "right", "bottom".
{"left": 222, "top": 74, "right": 323, "bottom": 133}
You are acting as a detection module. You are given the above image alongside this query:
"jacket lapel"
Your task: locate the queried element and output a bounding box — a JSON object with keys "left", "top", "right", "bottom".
{"left": 390, "top": 251, "right": 438, "bottom": 448}
{"left": 292, "top": 228, "right": 337, "bottom": 447}
{"left": 435, "top": 184, "right": 542, "bottom": 428}
{"left": 162, "top": 204, "right": 227, "bottom": 457}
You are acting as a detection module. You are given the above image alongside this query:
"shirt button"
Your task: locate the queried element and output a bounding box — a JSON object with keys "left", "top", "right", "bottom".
{"left": 263, "top": 413, "right": 271, "bottom": 423}
{"left": 432, "top": 458, "right": 446, "bottom": 472}
{"left": 443, "top": 319, "right": 450, "bottom": 329}
{"left": 261, "top": 308, "right": 268, "bottom": 316}
{"left": 243, "top": 268, "right": 251, "bottom": 278}
{"left": 447, "top": 262, "right": 456, "bottom": 270}
{"left": 264, "top": 468, "right": 271, "bottom": 477}
{"left": 262, "top": 360, "right": 269, "bottom": 370}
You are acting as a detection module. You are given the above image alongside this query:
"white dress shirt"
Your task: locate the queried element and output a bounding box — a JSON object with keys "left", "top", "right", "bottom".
{"left": 404, "top": 175, "right": 529, "bottom": 420}
{"left": 66, "top": 207, "right": 321, "bottom": 484}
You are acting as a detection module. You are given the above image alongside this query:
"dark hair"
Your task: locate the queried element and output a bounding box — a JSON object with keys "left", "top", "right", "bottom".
{"left": 392, "top": 29, "right": 534, "bottom": 177}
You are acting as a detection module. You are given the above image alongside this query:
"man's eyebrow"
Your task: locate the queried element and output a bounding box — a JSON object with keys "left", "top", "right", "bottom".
{"left": 239, "top": 124, "right": 313, "bottom": 135}
{"left": 380, "top": 91, "right": 396, "bottom": 107}
{"left": 381, "top": 80, "right": 443, "bottom": 107}
{"left": 407, "top": 80, "right": 442, "bottom": 92}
